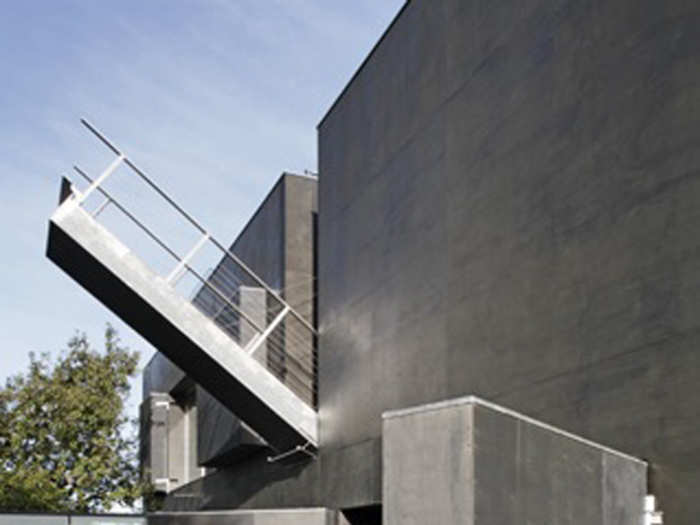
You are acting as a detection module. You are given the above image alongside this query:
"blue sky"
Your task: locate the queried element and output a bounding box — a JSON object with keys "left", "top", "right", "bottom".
{"left": 0, "top": 0, "right": 403, "bottom": 417}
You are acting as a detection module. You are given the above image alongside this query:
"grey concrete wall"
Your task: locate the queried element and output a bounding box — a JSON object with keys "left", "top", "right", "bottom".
{"left": 318, "top": 0, "right": 700, "bottom": 521}
{"left": 141, "top": 391, "right": 203, "bottom": 493}
{"left": 159, "top": 441, "right": 380, "bottom": 517}
{"left": 383, "top": 397, "right": 646, "bottom": 525}
{"left": 141, "top": 393, "right": 172, "bottom": 493}
{"left": 281, "top": 175, "right": 318, "bottom": 406}
{"left": 284, "top": 174, "right": 318, "bottom": 326}
{"left": 167, "top": 401, "right": 188, "bottom": 490}
{"left": 160, "top": 440, "right": 380, "bottom": 518}
{"left": 161, "top": 453, "right": 323, "bottom": 512}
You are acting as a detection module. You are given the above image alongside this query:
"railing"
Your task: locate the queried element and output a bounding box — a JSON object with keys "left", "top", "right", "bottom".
{"left": 0, "top": 514, "right": 145, "bottom": 525}
{"left": 66, "top": 120, "right": 317, "bottom": 407}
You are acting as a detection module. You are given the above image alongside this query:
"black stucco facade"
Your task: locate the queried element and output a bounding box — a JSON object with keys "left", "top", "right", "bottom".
{"left": 318, "top": 1, "right": 700, "bottom": 522}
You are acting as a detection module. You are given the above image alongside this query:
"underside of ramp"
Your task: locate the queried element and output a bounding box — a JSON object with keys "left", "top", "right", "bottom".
{"left": 47, "top": 195, "right": 317, "bottom": 452}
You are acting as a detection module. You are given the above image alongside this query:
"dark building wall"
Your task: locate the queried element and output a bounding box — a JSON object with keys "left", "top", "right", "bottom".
{"left": 228, "top": 175, "right": 286, "bottom": 291}
{"left": 143, "top": 351, "right": 187, "bottom": 398}
{"left": 149, "top": 173, "right": 318, "bottom": 504}
{"left": 220, "top": 171, "right": 316, "bottom": 299}
{"left": 318, "top": 0, "right": 700, "bottom": 522}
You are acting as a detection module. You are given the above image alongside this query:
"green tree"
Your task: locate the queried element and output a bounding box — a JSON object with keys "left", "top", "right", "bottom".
{"left": 0, "top": 325, "right": 146, "bottom": 512}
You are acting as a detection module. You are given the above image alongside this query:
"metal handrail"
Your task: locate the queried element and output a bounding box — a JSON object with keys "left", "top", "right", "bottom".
{"left": 71, "top": 167, "right": 267, "bottom": 336}
{"left": 79, "top": 118, "right": 317, "bottom": 335}
{"left": 72, "top": 119, "right": 317, "bottom": 404}
{"left": 72, "top": 166, "right": 181, "bottom": 262}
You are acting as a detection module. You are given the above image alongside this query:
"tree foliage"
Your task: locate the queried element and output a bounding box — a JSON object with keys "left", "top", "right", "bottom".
{"left": 0, "top": 325, "right": 146, "bottom": 512}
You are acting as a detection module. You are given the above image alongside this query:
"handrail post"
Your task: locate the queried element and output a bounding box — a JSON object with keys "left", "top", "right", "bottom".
{"left": 166, "top": 233, "right": 210, "bottom": 284}
{"left": 80, "top": 119, "right": 317, "bottom": 335}
{"left": 77, "top": 154, "right": 125, "bottom": 204}
{"left": 73, "top": 120, "right": 319, "bottom": 404}
{"left": 246, "top": 305, "right": 290, "bottom": 356}
{"left": 92, "top": 196, "right": 112, "bottom": 218}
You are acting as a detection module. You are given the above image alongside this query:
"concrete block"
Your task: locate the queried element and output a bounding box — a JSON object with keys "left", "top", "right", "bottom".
{"left": 383, "top": 397, "right": 646, "bottom": 525}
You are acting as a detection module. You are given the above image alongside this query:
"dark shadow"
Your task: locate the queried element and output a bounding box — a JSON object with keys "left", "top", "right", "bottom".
{"left": 342, "top": 504, "right": 382, "bottom": 525}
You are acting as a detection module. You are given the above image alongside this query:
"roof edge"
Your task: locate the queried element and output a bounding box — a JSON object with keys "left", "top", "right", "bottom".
{"left": 382, "top": 395, "right": 647, "bottom": 466}
{"left": 316, "top": 0, "right": 411, "bottom": 130}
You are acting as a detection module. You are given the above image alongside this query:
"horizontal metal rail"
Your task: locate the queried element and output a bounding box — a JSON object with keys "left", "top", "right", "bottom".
{"left": 72, "top": 166, "right": 181, "bottom": 263}
{"left": 79, "top": 118, "right": 317, "bottom": 336}
{"left": 72, "top": 166, "right": 267, "bottom": 336}
{"left": 72, "top": 119, "right": 318, "bottom": 405}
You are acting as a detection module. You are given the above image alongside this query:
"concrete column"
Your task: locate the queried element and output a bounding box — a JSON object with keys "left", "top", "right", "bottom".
{"left": 238, "top": 285, "right": 267, "bottom": 355}
{"left": 141, "top": 393, "right": 173, "bottom": 493}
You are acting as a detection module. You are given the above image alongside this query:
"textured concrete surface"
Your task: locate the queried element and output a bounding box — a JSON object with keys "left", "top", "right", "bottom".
{"left": 141, "top": 389, "right": 203, "bottom": 492}
{"left": 149, "top": 509, "right": 335, "bottom": 525}
{"left": 47, "top": 197, "right": 317, "bottom": 451}
{"left": 159, "top": 441, "right": 381, "bottom": 515}
{"left": 383, "top": 397, "right": 646, "bottom": 525}
{"left": 318, "top": 0, "right": 700, "bottom": 520}
{"left": 141, "top": 393, "right": 172, "bottom": 492}
{"left": 321, "top": 438, "right": 382, "bottom": 510}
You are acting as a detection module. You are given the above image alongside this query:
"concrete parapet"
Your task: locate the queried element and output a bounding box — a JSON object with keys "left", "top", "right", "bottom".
{"left": 383, "top": 396, "right": 647, "bottom": 525}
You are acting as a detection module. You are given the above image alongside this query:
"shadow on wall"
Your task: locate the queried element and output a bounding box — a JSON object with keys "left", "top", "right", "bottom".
{"left": 341, "top": 505, "right": 381, "bottom": 525}
{"left": 163, "top": 451, "right": 319, "bottom": 511}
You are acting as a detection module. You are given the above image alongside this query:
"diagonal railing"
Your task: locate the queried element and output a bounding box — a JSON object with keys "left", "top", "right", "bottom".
{"left": 66, "top": 119, "right": 317, "bottom": 407}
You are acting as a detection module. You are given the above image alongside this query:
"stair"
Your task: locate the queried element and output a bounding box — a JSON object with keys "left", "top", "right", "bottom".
{"left": 45, "top": 122, "right": 318, "bottom": 453}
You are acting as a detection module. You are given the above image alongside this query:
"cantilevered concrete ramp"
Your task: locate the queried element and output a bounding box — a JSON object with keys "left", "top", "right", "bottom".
{"left": 46, "top": 125, "right": 318, "bottom": 454}
{"left": 47, "top": 195, "right": 317, "bottom": 452}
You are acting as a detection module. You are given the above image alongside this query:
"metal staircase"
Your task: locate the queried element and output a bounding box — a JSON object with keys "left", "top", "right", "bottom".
{"left": 46, "top": 120, "right": 318, "bottom": 453}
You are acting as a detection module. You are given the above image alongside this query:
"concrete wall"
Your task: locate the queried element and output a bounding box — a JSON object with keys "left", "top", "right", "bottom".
{"left": 161, "top": 452, "right": 322, "bottom": 512}
{"left": 283, "top": 174, "right": 318, "bottom": 327}
{"left": 192, "top": 172, "right": 317, "bottom": 403}
{"left": 383, "top": 397, "right": 647, "bottom": 525}
{"left": 159, "top": 438, "right": 381, "bottom": 517}
{"left": 141, "top": 390, "right": 202, "bottom": 493}
{"left": 318, "top": 0, "right": 700, "bottom": 521}
{"left": 141, "top": 393, "right": 172, "bottom": 493}
{"left": 150, "top": 174, "right": 318, "bottom": 505}
{"left": 142, "top": 173, "right": 318, "bottom": 472}
{"left": 196, "top": 385, "right": 266, "bottom": 467}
